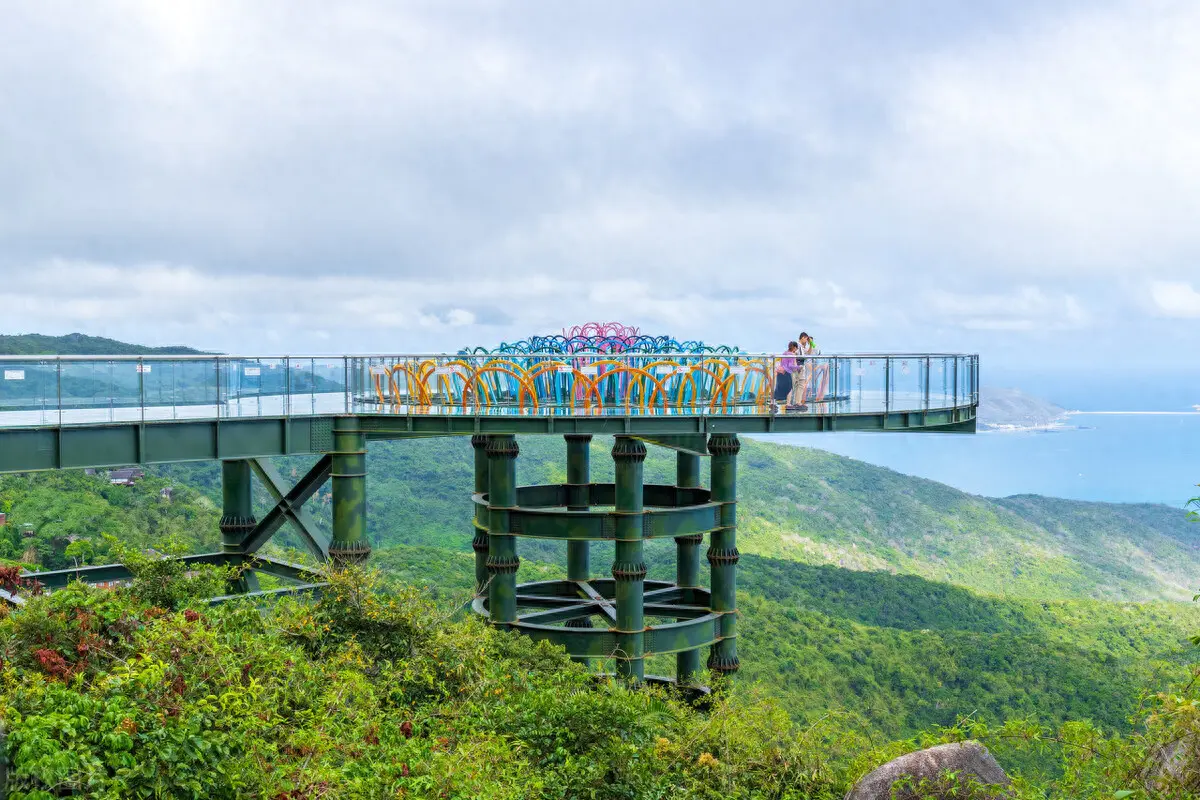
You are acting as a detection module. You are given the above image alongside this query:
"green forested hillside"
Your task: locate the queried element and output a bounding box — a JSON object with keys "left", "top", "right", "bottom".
{"left": 0, "top": 471, "right": 220, "bottom": 569}
{"left": 9, "top": 447, "right": 1198, "bottom": 747}
{"left": 0, "top": 332, "right": 206, "bottom": 355}
{"left": 370, "top": 542, "right": 1199, "bottom": 745}
{"left": 159, "top": 435, "right": 1199, "bottom": 602}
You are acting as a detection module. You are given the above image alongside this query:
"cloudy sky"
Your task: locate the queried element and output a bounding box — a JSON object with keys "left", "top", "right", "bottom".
{"left": 2, "top": 0, "right": 1198, "bottom": 375}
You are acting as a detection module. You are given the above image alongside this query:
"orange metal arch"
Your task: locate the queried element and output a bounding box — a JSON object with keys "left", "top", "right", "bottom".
{"left": 587, "top": 361, "right": 669, "bottom": 413}
{"left": 707, "top": 359, "right": 770, "bottom": 411}
{"left": 524, "top": 362, "right": 601, "bottom": 410}
{"left": 461, "top": 365, "right": 539, "bottom": 411}
{"left": 674, "top": 365, "right": 727, "bottom": 411}
{"left": 381, "top": 363, "right": 431, "bottom": 406}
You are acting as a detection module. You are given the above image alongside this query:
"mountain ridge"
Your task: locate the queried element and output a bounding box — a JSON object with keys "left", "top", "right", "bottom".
{"left": 0, "top": 331, "right": 208, "bottom": 356}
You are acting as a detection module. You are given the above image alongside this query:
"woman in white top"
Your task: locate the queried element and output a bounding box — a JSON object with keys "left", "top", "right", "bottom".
{"left": 791, "top": 332, "right": 824, "bottom": 408}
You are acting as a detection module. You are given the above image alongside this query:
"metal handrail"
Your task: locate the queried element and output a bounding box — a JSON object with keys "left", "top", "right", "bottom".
{"left": 0, "top": 352, "right": 979, "bottom": 361}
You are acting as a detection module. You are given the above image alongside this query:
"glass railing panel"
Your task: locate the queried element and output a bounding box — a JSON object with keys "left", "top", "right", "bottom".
{"left": 0, "top": 360, "right": 56, "bottom": 425}
{"left": 843, "top": 357, "right": 885, "bottom": 414}
{"left": 287, "top": 358, "right": 318, "bottom": 417}
{"left": 310, "top": 358, "right": 348, "bottom": 415}
{"left": 952, "top": 355, "right": 969, "bottom": 408}
{"left": 175, "top": 359, "right": 220, "bottom": 420}
{"left": 59, "top": 360, "right": 139, "bottom": 424}
{"left": 223, "top": 357, "right": 288, "bottom": 418}
{"left": 886, "top": 356, "right": 924, "bottom": 413}
{"left": 924, "top": 356, "right": 949, "bottom": 409}
{"left": 109, "top": 361, "right": 144, "bottom": 422}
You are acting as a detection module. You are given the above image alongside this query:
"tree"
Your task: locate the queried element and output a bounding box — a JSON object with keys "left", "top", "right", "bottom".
{"left": 63, "top": 539, "right": 94, "bottom": 567}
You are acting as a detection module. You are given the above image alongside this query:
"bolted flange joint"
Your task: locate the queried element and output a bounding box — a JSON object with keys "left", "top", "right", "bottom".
{"left": 611, "top": 561, "right": 648, "bottom": 580}
{"left": 611, "top": 437, "right": 647, "bottom": 462}
{"left": 328, "top": 541, "right": 372, "bottom": 565}
{"left": 706, "top": 546, "right": 740, "bottom": 565}
{"left": 707, "top": 652, "right": 741, "bottom": 674}
{"left": 563, "top": 433, "right": 593, "bottom": 443}
{"left": 486, "top": 436, "right": 520, "bottom": 459}
{"left": 486, "top": 554, "right": 520, "bottom": 574}
{"left": 564, "top": 617, "right": 594, "bottom": 629}
{"left": 674, "top": 533, "right": 703, "bottom": 545}
{"left": 471, "top": 530, "right": 489, "bottom": 553}
{"left": 218, "top": 515, "right": 256, "bottom": 535}
{"left": 707, "top": 434, "right": 741, "bottom": 456}
{"left": 470, "top": 433, "right": 489, "bottom": 450}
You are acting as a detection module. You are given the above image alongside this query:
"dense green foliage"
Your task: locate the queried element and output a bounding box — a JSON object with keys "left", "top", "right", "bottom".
{"left": 1, "top": 568, "right": 1198, "bottom": 798}
{"left": 62, "top": 435, "right": 1200, "bottom": 752}
{"left": 369, "top": 543, "right": 1200, "bottom": 750}
{"left": 0, "top": 472, "right": 218, "bottom": 569}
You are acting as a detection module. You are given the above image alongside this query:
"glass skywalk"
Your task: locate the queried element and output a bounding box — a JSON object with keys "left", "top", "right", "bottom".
{"left": 0, "top": 353, "right": 978, "bottom": 428}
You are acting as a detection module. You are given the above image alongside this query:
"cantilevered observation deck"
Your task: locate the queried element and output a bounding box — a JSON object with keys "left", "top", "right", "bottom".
{"left": 0, "top": 337, "right": 978, "bottom": 686}
{"left": 0, "top": 350, "right": 976, "bottom": 470}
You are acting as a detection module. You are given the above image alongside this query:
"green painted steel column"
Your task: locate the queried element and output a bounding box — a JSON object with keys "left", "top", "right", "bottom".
{"left": 611, "top": 436, "right": 647, "bottom": 683}
{"left": 471, "top": 434, "right": 490, "bottom": 594}
{"left": 329, "top": 417, "right": 370, "bottom": 564}
{"left": 219, "top": 460, "right": 256, "bottom": 555}
{"left": 707, "top": 433, "right": 740, "bottom": 677}
{"left": 486, "top": 434, "right": 520, "bottom": 624}
{"left": 564, "top": 434, "right": 592, "bottom": 580}
{"left": 674, "top": 451, "right": 703, "bottom": 685}
{"left": 564, "top": 434, "right": 594, "bottom": 663}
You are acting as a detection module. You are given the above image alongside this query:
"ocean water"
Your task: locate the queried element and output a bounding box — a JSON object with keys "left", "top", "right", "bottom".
{"left": 764, "top": 370, "right": 1200, "bottom": 506}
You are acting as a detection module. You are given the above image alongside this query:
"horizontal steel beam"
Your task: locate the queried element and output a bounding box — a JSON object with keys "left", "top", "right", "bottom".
{"left": 249, "top": 555, "right": 324, "bottom": 584}
{"left": 207, "top": 582, "right": 327, "bottom": 605}
{"left": 21, "top": 552, "right": 234, "bottom": 590}
{"left": 0, "top": 407, "right": 976, "bottom": 474}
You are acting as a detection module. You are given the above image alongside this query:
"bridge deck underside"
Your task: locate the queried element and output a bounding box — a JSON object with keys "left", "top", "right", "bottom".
{"left": 0, "top": 406, "right": 975, "bottom": 473}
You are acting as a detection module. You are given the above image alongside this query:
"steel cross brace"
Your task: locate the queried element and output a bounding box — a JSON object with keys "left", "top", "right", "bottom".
{"left": 514, "top": 581, "right": 710, "bottom": 626}
{"left": 245, "top": 456, "right": 332, "bottom": 560}
{"left": 516, "top": 580, "right": 620, "bottom": 625}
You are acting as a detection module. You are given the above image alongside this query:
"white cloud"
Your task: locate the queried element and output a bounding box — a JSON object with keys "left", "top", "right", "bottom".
{"left": 923, "top": 286, "right": 1089, "bottom": 331}
{"left": 0, "top": 1, "right": 1198, "bottom": 363}
{"left": 860, "top": 0, "right": 1200, "bottom": 281}
{"left": 3, "top": 260, "right": 874, "bottom": 352}
{"left": 1150, "top": 281, "right": 1200, "bottom": 318}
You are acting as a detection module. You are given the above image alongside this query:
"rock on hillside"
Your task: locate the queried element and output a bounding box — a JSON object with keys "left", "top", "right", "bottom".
{"left": 846, "top": 741, "right": 1010, "bottom": 800}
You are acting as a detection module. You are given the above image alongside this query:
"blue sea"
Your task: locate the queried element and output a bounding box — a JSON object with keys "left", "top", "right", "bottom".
{"left": 768, "top": 368, "right": 1200, "bottom": 507}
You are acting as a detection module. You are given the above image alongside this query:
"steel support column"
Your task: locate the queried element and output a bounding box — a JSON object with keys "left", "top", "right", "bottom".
{"left": 471, "top": 434, "right": 490, "bottom": 594}
{"left": 219, "top": 460, "right": 256, "bottom": 554}
{"left": 487, "top": 434, "right": 520, "bottom": 624}
{"left": 612, "top": 436, "right": 647, "bottom": 683}
{"left": 329, "top": 417, "right": 370, "bottom": 564}
{"left": 707, "top": 433, "right": 740, "bottom": 677}
{"left": 674, "top": 450, "right": 703, "bottom": 684}
{"left": 564, "top": 434, "right": 594, "bottom": 664}
{"left": 565, "top": 434, "right": 592, "bottom": 580}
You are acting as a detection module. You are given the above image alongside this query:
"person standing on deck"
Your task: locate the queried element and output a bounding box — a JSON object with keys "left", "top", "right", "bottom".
{"left": 789, "top": 332, "right": 821, "bottom": 410}
{"left": 772, "top": 341, "right": 800, "bottom": 410}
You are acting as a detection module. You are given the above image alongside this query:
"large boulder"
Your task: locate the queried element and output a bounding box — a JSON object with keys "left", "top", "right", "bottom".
{"left": 846, "top": 741, "right": 1010, "bottom": 800}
